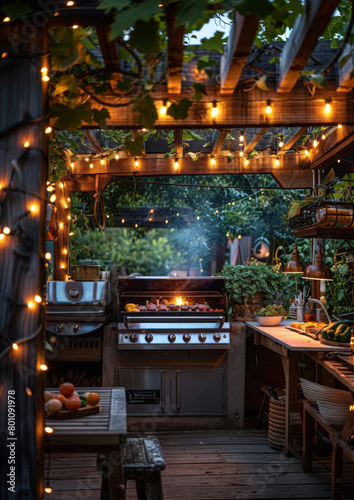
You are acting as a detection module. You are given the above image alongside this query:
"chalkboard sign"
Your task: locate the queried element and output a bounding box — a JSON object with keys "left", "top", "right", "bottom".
{"left": 126, "top": 390, "right": 160, "bottom": 405}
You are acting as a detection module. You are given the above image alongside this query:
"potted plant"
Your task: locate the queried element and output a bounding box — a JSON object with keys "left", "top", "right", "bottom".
{"left": 255, "top": 304, "right": 287, "bottom": 326}
{"left": 217, "top": 259, "right": 287, "bottom": 321}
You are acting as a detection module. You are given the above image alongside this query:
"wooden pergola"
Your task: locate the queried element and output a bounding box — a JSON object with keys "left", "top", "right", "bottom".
{"left": 1, "top": 0, "right": 354, "bottom": 498}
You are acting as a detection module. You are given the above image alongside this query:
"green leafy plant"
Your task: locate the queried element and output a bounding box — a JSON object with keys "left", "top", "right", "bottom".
{"left": 217, "top": 259, "right": 288, "bottom": 304}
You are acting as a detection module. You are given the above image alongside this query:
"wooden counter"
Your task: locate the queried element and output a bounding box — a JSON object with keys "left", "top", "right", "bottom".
{"left": 246, "top": 320, "right": 350, "bottom": 457}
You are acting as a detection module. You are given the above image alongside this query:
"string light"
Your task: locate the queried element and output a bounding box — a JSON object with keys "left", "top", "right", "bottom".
{"left": 41, "top": 67, "right": 49, "bottom": 82}
{"left": 42, "top": 74, "right": 50, "bottom": 82}
{"left": 134, "top": 157, "right": 139, "bottom": 167}
{"left": 12, "top": 343, "right": 18, "bottom": 350}
{"left": 90, "top": 163, "right": 93, "bottom": 169}
{"left": 44, "top": 487, "right": 52, "bottom": 494}
{"left": 338, "top": 124, "right": 342, "bottom": 129}
{"left": 244, "top": 159, "right": 249, "bottom": 166}
{"left": 240, "top": 151, "right": 244, "bottom": 157}
{"left": 59, "top": 182, "right": 64, "bottom": 189}
{"left": 67, "top": 0, "right": 74, "bottom": 4}
{"left": 72, "top": 24, "right": 79, "bottom": 29}
{"left": 121, "top": 219, "right": 125, "bottom": 223}
{"left": 0, "top": 234, "right": 5, "bottom": 241}
{"left": 313, "top": 139, "right": 318, "bottom": 147}
{"left": 44, "top": 427, "right": 53, "bottom": 434}
{"left": 100, "top": 159, "right": 105, "bottom": 165}
{"left": 40, "top": 364, "right": 48, "bottom": 371}
{"left": 60, "top": 264, "right": 65, "bottom": 269}
{"left": 275, "top": 157, "right": 280, "bottom": 167}
{"left": 174, "top": 158, "right": 179, "bottom": 169}
{"left": 135, "top": 223, "right": 138, "bottom": 228}
{"left": 305, "top": 149, "right": 309, "bottom": 155}
{"left": 35, "top": 295, "right": 41, "bottom": 303}
{"left": 239, "top": 130, "right": 245, "bottom": 142}
{"left": 49, "top": 194, "right": 56, "bottom": 203}
{"left": 47, "top": 185, "right": 54, "bottom": 192}
{"left": 197, "top": 216, "right": 200, "bottom": 220}
{"left": 337, "top": 159, "right": 341, "bottom": 163}
{"left": 63, "top": 248, "right": 68, "bottom": 254}
{"left": 3, "top": 227, "right": 10, "bottom": 234}
{"left": 27, "top": 301, "right": 34, "bottom": 309}
{"left": 278, "top": 134, "right": 284, "bottom": 148}
{"left": 211, "top": 100, "right": 218, "bottom": 118}
{"left": 45, "top": 126, "right": 52, "bottom": 134}
{"left": 210, "top": 156, "right": 216, "bottom": 166}
{"left": 321, "top": 133, "right": 326, "bottom": 140}
{"left": 265, "top": 99, "right": 272, "bottom": 114}
{"left": 26, "top": 387, "right": 32, "bottom": 396}
{"left": 3, "top": 17, "right": 11, "bottom": 22}
{"left": 23, "top": 141, "right": 30, "bottom": 148}
{"left": 59, "top": 222, "right": 64, "bottom": 229}
{"left": 69, "top": 232, "right": 74, "bottom": 236}
{"left": 324, "top": 98, "right": 331, "bottom": 113}
{"left": 160, "top": 99, "right": 168, "bottom": 115}
{"left": 238, "top": 235, "right": 242, "bottom": 239}
{"left": 165, "top": 219, "right": 168, "bottom": 224}
{"left": 115, "top": 153, "right": 119, "bottom": 160}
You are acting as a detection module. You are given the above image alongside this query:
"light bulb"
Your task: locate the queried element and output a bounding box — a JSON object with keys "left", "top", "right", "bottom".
{"left": 174, "top": 159, "right": 179, "bottom": 169}
{"left": 165, "top": 219, "right": 168, "bottom": 224}
{"left": 210, "top": 157, "right": 216, "bottom": 166}
{"left": 30, "top": 205, "right": 36, "bottom": 214}
{"left": 3, "top": 17, "right": 11, "bottom": 22}
{"left": 239, "top": 131, "right": 245, "bottom": 142}
{"left": 3, "top": 227, "right": 10, "bottom": 234}
{"left": 321, "top": 133, "right": 326, "bottom": 140}
{"left": 275, "top": 158, "right": 280, "bottom": 166}
{"left": 265, "top": 100, "right": 272, "bottom": 114}
{"left": 67, "top": 0, "right": 74, "bottom": 4}
{"left": 72, "top": 24, "right": 79, "bottom": 29}
{"left": 45, "top": 126, "right": 52, "bottom": 134}
{"left": 324, "top": 100, "right": 331, "bottom": 113}
{"left": 337, "top": 159, "right": 341, "bottom": 163}
{"left": 215, "top": 210, "right": 219, "bottom": 214}
{"left": 59, "top": 222, "right": 64, "bottom": 229}
{"left": 240, "top": 151, "right": 244, "bottom": 157}
{"left": 69, "top": 232, "right": 74, "bottom": 236}
{"left": 313, "top": 139, "right": 318, "bottom": 147}
{"left": 197, "top": 216, "right": 200, "bottom": 220}
{"left": 115, "top": 153, "right": 119, "bottom": 160}
{"left": 61, "top": 264, "right": 65, "bottom": 269}
{"left": 278, "top": 135, "right": 284, "bottom": 148}
{"left": 47, "top": 185, "right": 54, "bottom": 192}
{"left": 12, "top": 343, "right": 19, "bottom": 350}
{"left": 211, "top": 101, "right": 218, "bottom": 118}
{"left": 40, "top": 364, "right": 48, "bottom": 371}
{"left": 45, "top": 252, "right": 51, "bottom": 260}
{"left": 100, "top": 159, "right": 104, "bottom": 165}
{"left": 121, "top": 219, "right": 125, "bottom": 223}
{"left": 63, "top": 248, "right": 68, "bottom": 254}
{"left": 42, "top": 75, "right": 50, "bottom": 82}
{"left": 24, "top": 141, "right": 30, "bottom": 148}
{"left": 305, "top": 149, "right": 309, "bottom": 155}
{"left": 238, "top": 235, "right": 242, "bottom": 239}
{"left": 50, "top": 194, "right": 56, "bottom": 203}
{"left": 134, "top": 158, "right": 139, "bottom": 167}
{"left": 59, "top": 182, "right": 64, "bottom": 189}
{"left": 44, "top": 427, "right": 53, "bottom": 434}
{"left": 90, "top": 163, "right": 93, "bottom": 169}
{"left": 44, "top": 487, "right": 52, "bottom": 494}
{"left": 0, "top": 234, "right": 5, "bottom": 241}
{"left": 35, "top": 295, "right": 41, "bottom": 303}
{"left": 135, "top": 224, "right": 138, "bottom": 228}
{"left": 27, "top": 301, "right": 34, "bottom": 309}
{"left": 226, "top": 233, "right": 229, "bottom": 237}
{"left": 160, "top": 100, "right": 168, "bottom": 114}
{"left": 244, "top": 159, "right": 249, "bottom": 166}
{"left": 338, "top": 124, "right": 342, "bottom": 129}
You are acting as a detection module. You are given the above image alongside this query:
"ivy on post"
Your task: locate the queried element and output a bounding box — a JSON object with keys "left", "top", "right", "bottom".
{"left": 0, "top": 20, "right": 48, "bottom": 500}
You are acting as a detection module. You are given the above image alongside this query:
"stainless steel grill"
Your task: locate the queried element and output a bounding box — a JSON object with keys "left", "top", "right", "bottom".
{"left": 118, "top": 277, "right": 230, "bottom": 350}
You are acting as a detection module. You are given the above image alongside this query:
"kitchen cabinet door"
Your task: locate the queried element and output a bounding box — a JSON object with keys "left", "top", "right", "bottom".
{"left": 170, "top": 366, "right": 226, "bottom": 415}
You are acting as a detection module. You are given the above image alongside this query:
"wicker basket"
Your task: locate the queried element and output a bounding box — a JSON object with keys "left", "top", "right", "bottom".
{"left": 268, "top": 397, "right": 286, "bottom": 450}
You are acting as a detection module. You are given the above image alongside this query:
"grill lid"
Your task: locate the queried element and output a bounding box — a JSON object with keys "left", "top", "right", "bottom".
{"left": 46, "top": 280, "right": 110, "bottom": 305}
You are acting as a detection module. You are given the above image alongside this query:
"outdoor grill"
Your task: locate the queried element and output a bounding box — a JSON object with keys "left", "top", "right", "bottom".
{"left": 117, "top": 277, "right": 230, "bottom": 350}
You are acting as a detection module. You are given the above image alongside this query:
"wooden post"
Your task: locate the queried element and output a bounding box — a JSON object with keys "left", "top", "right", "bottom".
{"left": 54, "top": 181, "right": 71, "bottom": 281}
{"left": 0, "top": 23, "right": 48, "bottom": 500}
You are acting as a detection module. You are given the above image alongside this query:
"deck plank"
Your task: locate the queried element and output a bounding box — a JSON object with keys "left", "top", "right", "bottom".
{"left": 44, "top": 428, "right": 354, "bottom": 500}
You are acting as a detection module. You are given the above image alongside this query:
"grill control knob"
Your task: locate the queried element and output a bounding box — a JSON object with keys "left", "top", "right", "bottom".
{"left": 168, "top": 334, "right": 176, "bottom": 343}
{"left": 145, "top": 334, "right": 153, "bottom": 343}
{"left": 130, "top": 333, "right": 139, "bottom": 343}
{"left": 183, "top": 333, "right": 191, "bottom": 343}
{"left": 57, "top": 323, "right": 64, "bottom": 332}
{"left": 198, "top": 333, "right": 207, "bottom": 343}
{"left": 213, "top": 332, "right": 221, "bottom": 342}
{"left": 73, "top": 323, "right": 80, "bottom": 333}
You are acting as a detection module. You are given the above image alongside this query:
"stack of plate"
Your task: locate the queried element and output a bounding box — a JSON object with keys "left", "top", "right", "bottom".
{"left": 300, "top": 377, "right": 353, "bottom": 406}
{"left": 317, "top": 400, "right": 352, "bottom": 429}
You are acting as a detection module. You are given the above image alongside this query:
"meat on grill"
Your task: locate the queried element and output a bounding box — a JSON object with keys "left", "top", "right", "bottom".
{"left": 138, "top": 305, "right": 147, "bottom": 311}
{"left": 146, "top": 302, "right": 158, "bottom": 311}
{"left": 158, "top": 304, "right": 168, "bottom": 311}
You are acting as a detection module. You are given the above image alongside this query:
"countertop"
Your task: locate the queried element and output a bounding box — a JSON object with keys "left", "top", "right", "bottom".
{"left": 245, "top": 319, "right": 349, "bottom": 352}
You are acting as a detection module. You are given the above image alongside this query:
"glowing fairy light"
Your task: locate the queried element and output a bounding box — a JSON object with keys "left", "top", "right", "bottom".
{"left": 265, "top": 99, "right": 272, "bottom": 114}
{"left": 211, "top": 100, "right": 218, "bottom": 118}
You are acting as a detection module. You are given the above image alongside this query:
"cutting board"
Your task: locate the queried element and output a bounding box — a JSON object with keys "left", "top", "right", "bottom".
{"left": 46, "top": 404, "right": 101, "bottom": 419}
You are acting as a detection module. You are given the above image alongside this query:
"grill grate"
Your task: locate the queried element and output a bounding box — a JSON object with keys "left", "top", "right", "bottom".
{"left": 121, "top": 290, "right": 221, "bottom": 297}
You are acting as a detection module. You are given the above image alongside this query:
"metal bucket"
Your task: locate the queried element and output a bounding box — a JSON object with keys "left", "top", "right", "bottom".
{"left": 72, "top": 265, "right": 100, "bottom": 281}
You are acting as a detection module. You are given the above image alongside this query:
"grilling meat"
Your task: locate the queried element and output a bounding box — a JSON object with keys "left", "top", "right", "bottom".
{"left": 137, "top": 305, "right": 147, "bottom": 311}
{"left": 180, "top": 305, "right": 189, "bottom": 311}
{"left": 146, "top": 302, "right": 158, "bottom": 311}
{"left": 158, "top": 304, "right": 168, "bottom": 311}
{"left": 168, "top": 304, "right": 178, "bottom": 311}
{"left": 159, "top": 297, "right": 168, "bottom": 306}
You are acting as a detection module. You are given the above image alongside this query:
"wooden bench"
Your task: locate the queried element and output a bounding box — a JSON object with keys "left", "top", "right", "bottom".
{"left": 97, "top": 435, "right": 165, "bottom": 500}
{"left": 302, "top": 400, "right": 354, "bottom": 500}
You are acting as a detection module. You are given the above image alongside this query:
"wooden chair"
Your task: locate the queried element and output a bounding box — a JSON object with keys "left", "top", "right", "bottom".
{"left": 97, "top": 435, "right": 165, "bottom": 500}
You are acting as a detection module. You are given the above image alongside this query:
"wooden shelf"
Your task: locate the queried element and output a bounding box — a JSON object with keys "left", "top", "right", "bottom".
{"left": 293, "top": 226, "right": 354, "bottom": 239}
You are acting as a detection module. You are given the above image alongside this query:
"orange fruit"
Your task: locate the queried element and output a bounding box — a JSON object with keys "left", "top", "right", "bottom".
{"left": 59, "top": 382, "right": 75, "bottom": 397}
{"left": 65, "top": 396, "right": 81, "bottom": 411}
{"left": 86, "top": 392, "right": 100, "bottom": 406}
{"left": 53, "top": 394, "right": 66, "bottom": 405}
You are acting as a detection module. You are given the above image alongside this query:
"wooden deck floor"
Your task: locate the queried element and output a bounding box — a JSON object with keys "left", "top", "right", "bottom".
{"left": 44, "top": 429, "right": 354, "bottom": 499}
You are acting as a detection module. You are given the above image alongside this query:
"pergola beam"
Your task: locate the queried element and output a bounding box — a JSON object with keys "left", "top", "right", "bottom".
{"left": 220, "top": 13, "right": 259, "bottom": 95}
{"left": 166, "top": 7, "right": 185, "bottom": 94}
{"left": 336, "top": 43, "right": 354, "bottom": 92}
{"left": 62, "top": 88, "right": 354, "bottom": 129}
{"left": 310, "top": 125, "right": 354, "bottom": 169}
{"left": 174, "top": 129, "right": 183, "bottom": 158}
{"left": 211, "top": 129, "right": 230, "bottom": 155}
{"left": 82, "top": 130, "right": 104, "bottom": 154}
{"left": 244, "top": 127, "right": 269, "bottom": 155}
{"left": 277, "top": 0, "right": 340, "bottom": 93}
{"left": 279, "top": 127, "right": 307, "bottom": 154}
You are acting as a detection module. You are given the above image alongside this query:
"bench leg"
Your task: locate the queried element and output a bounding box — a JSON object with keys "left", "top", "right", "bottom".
{"left": 331, "top": 444, "right": 343, "bottom": 500}
{"left": 135, "top": 472, "right": 163, "bottom": 500}
{"left": 302, "top": 406, "right": 315, "bottom": 472}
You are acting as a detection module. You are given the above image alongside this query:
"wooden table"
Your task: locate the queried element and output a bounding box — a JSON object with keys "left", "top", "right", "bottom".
{"left": 246, "top": 320, "right": 349, "bottom": 457}
{"left": 44, "top": 387, "right": 127, "bottom": 499}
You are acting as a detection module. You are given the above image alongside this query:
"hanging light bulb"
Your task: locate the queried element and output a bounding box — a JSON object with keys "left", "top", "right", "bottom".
{"left": 265, "top": 99, "right": 272, "bottom": 114}
{"left": 244, "top": 159, "right": 249, "bottom": 166}
{"left": 240, "top": 151, "right": 244, "bottom": 157}
{"left": 100, "top": 158, "right": 105, "bottom": 165}
{"left": 44, "top": 487, "right": 52, "bottom": 494}
{"left": 321, "top": 133, "right": 326, "bottom": 140}
{"left": 210, "top": 156, "right": 216, "bottom": 166}
{"left": 275, "top": 157, "right": 280, "bottom": 167}
{"left": 211, "top": 100, "right": 218, "bottom": 118}
{"left": 115, "top": 153, "right": 119, "bottom": 160}
{"left": 12, "top": 343, "right": 19, "bottom": 350}
{"left": 134, "top": 157, "right": 139, "bottom": 167}
{"left": 50, "top": 194, "right": 56, "bottom": 203}
{"left": 338, "top": 124, "right": 342, "bottom": 129}
{"left": 313, "top": 139, "right": 318, "bottom": 147}
{"left": 40, "top": 364, "right": 48, "bottom": 371}
{"left": 305, "top": 149, "right": 309, "bottom": 155}
{"left": 45, "top": 126, "right": 52, "bottom": 134}
{"left": 278, "top": 134, "right": 284, "bottom": 148}
{"left": 24, "top": 141, "right": 30, "bottom": 148}
{"left": 35, "top": 295, "right": 41, "bottom": 303}
{"left": 239, "top": 130, "right": 245, "bottom": 142}
{"left": 45, "top": 252, "right": 52, "bottom": 260}
{"left": 3, "top": 227, "right": 10, "bottom": 234}
{"left": 324, "top": 98, "right": 331, "bottom": 113}
{"left": 160, "top": 99, "right": 168, "bottom": 115}
{"left": 174, "top": 158, "right": 179, "bottom": 169}
{"left": 90, "top": 163, "right": 94, "bottom": 169}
